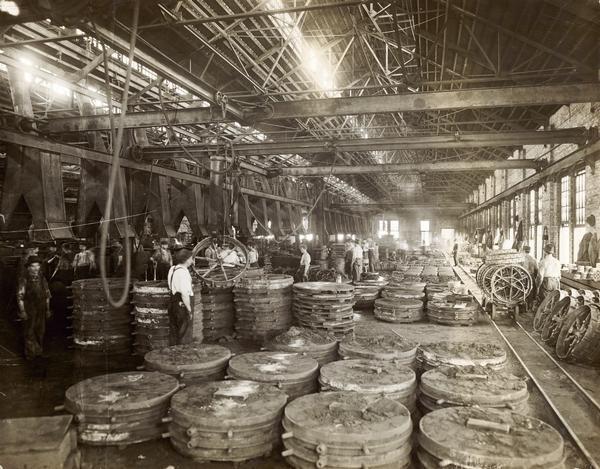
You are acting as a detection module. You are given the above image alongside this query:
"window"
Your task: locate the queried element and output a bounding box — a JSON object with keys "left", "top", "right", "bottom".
{"left": 378, "top": 220, "right": 387, "bottom": 237}
{"left": 378, "top": 220, "right": 400, "bottom": 239}
{"left": 560, "top": 176, "right": 570, "bottom": 225}
{"left": 420, "top": 220, "right": 431, "bottom": 246}
{"left": 575, "top": 170, "right": 586, "bottom": 225}
{"left": 537, "top": 187, "right": 543, "bottom": 225}
{"left": 529, "top": 190, "right": 536, "bottom": 225}
{"left": 390, "top": 220, "right": 400, "bottom": 239}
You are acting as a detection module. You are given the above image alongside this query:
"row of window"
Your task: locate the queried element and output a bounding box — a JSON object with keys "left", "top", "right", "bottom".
{"left": 467, "top": 169, "right": 587, "bottom": 264}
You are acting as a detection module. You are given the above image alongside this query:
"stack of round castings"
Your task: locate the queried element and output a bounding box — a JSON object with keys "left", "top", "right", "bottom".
{"left": 374, "top": 297, "right": 425, "bottom": 323}
{"left": 144, "top": 343, "right": 231, "bottom": 385}
{"left": 421, "top": 266, "right": 438, "bottom": 283}
{"left": 403, "top": 266, "right": 423, "bottom": 282}
{"left": 353, "top": 276, "right": 387, "bottom": 309}
{"left": 293, "top": 282, "right": 356, "bottom": 337}
{"left": 338, "top": 333, "right": 418, "bottom": 368}
{"left": 419, "top": 365, "right": 529, "bottom": 414}
{"left": 191, "top": 283, "right": 203, "bottom": 343}
{"left": 265, "top": 326, "right": 338, "bottom": 366}
{"left": 233, "top": 274, "right": 294, "bottom": 342}
{"left": 427, "top": 301, "right": 479, "bottom": 326}
{"left": 282, "top": 392, "right": 412, "bottom": 469}
{"left": 169, "top": 380, "right": 287, "bottom": 463}
{"left": 199, "top": 284, "right": 234, "bottom": 340}
{"left": 418, "top": 407, "right": 565, "bottom": 469}
{"left": 438, "top": 266, "right": 456, "bottom": 283}
{"left": 389, "top": 271, "right": 405, "bottom": 284}
{"left": 64, "top": 371, "right": 179, "bottom": 446}
{"left": 132, "top": 281, "right": 170, "bottom": 356}
{"left": 71, "top": 278, "right": 132, "bottom": 357}
{"left": 417, "top": 341, "right": 507, "bottom": 372}
{"left": 319, "top": 359, "right": 417, "bottom": 413}
{"left": 228, "top": 351, "right": 319, "bottom": 400}
{"left": 382, "top": 282, "right": 426, "bottom": 301}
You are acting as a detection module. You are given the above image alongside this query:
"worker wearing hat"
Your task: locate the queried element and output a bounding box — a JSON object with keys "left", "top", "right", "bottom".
{"left": 537, "top": 243, "right": 561, "bottom": 305}
{"left": 152, "top": 238, "right": 173, "bottom": 280}
{"left": 16, "top": 256, "right": 51, "bottom": 360}
{"left": 167, "top": 246, "right": 195, "bottom": 345}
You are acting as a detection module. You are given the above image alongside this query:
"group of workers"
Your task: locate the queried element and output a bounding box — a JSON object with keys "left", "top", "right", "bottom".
{"left": 343, "top": 239, "right": 378, "bottom": 282}
{"left": 521, "top": 242, "right": 562, "bottom": 313}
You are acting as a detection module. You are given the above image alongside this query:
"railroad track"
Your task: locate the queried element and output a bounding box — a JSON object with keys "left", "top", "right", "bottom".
{"left": 453, "top": 263, "right": 600, "bottom": 469}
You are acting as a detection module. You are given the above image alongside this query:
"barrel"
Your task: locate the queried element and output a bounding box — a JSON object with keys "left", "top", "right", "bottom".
{"left": 200, "top": 285, "right": 234, "bottom": 341}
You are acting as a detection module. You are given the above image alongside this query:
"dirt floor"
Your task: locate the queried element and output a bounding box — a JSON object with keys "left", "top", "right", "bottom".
{"left": 0, "top": 301, "right": 593, "bottom": 468}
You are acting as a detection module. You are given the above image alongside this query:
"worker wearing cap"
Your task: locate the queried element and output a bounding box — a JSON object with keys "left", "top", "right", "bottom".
{"left": 522, "top": 245, "right": 538, "bottom": 312}
{"left": 167, "top": 248, "right": 195, "bottom": 345}
{"left": 537, "top": 243, "right": 561, "bottom": 305}
{"left": 17, "top": 256, "right": 51, "bottom": 360}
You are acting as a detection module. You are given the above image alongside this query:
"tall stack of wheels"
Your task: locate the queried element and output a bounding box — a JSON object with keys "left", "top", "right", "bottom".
{"left": 144, "top": 343, "right": 231, "bottom": 385}
{"left": 418, "top": 407, "right": 565, "bottom": 468}
{"left": 64, "top": 372, "right": 179, "bottom": 446}
{"left": 265, "top": 326, "right": 339, "bottom": 366}
{"left": 338, "top": 332, "right": 418, "bottom": 369}
{"left": 227, "top": 351, "right": 319, "bottom": 400}
{"left": 282, "top": 392, "right": 412, "bottom": 469}
{"left": 169, "top": 381, "right": 287, "bottom": 463}
{"left": 419, "top": 365, "right": 529, "bottom": 414}
{"left": 233, "top": 274, "right": 294, "bottom": 342}
{"left": 319, "top": 359, "right": 417, "bottom": 414}
{"left": 199, "top": 284, "right": 235, "bottom": 340}
{"left": 71, "top": 278, "right": 132, "bottom": 367}
{"left": 132, "top": 281, "right": 170, "bottom": 355}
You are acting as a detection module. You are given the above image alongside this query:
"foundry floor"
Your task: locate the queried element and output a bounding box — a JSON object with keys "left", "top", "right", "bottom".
{"left": 0, "top": 303, "right": 596, "bottom": 468}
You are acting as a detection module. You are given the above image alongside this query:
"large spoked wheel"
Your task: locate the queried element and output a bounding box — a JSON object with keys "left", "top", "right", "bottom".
{"left": 476, "top": 264, "right": 497, "bottom": 299}
{"left": 490, "top": 265, "right": 532, "bottom": 307}
{"left": 556, "top": 304, "right": 591, "bottom": 360}
{"left": 541, "top": 297, "right": 575, "bottom": 346}
{"left": 191, "top": 235, "right": 249, "bottom": 287}
{"left": 533, "top": 290, "right": 563, "bottom": 332}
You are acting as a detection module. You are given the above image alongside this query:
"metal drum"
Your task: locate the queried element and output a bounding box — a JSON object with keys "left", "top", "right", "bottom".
{"left": 338, "top": 333, "right": 418, "bottom": 369}
{"left": 282, "top": 392, "right": 412, "bottom": 469}
{"left": 144, "top": 343, "right": 231, "bottom": 385}
{"left": 426, "top": 300, "right": 479, "bottom": 326}
{"left": 64, "top": 371, "right": 179, "bottom": 446}
{"left": 234, "top": 274, "right": 294, "bottom": 342}
{"left": 418, "top": 407, "right": 565, "bottom": 469}
{"left": 132, "top": 281, "right": 170, "bottom": 355}
{"left": 417, "top": 341, "right": 507, "bottom": 371}
{"left": 71, "top": 278, "right": 132, "bottom": 360}
{"left": 419, "top": 365, "right": 529, "bottom": 414}
{"left": 293, "top": 282, "right": 355, "bottom": 337}
{"left": 169, "top": 380, "right": 287, "bottom": 463}
{"left": 228, "top": 351, "right": 319, "bottom": 401}
{"left": 319, "top": 359, "right": 417, "bottom": 413}
{"left": 265, "top": 326, "right": 339, "bottom": 366}
{"left": 353, "top": 276, "right": 387, "bottom": 309}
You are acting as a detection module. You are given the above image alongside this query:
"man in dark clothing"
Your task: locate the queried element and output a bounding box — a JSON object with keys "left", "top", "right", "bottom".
{"left": 452, "top": 239, "right": 459, "bottom": 266}
{"left": 17, "top": 256, "right": 51, "bottom": 360}
{"left": 152, "top": 239, "right": 173, "bottom": 280}
{"left": 43, "top": 242, "right": 59, "bottom": 282}
{"left": 167, "top": 247, "right": 195, "bottom": 345}
{"left": 133, "top": 240, "right": 151, "bottom": 281}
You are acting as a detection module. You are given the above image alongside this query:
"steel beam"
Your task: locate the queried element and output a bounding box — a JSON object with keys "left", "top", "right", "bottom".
{"left": 45, "top": 83, "right": 600, "bottom": 132}
{"left": 138, "top": 128, "right": 588, "bottom": 158}
{"left": 332, "top": 202, "right": 474, "bottom": 211}
{"left": 0, "top": 129, "right": 309, "bottom": 207}
{"left": 272, "top": 159, "right": 541, "bottom": 177}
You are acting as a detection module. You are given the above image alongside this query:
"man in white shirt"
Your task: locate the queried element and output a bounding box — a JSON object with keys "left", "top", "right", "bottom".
{"left": 247, "top": 241, "right": 259, "bottom": 267}
{"left": 352, "top": 239, "right": 364, "bottom": 282}
{"left": 537, "top": 243, "right": 561, "bottom": 306}
{"left": 167, "top": 247, "right": 195, "bottom": 345}
{"left": 219, "top": 242, "right": 242, "bottom": 266}
{"left": 522, "top": 245, "right": 538, "bottom": 312}
{"left": 298, "top": 244, "right": 311, "bottom": 282}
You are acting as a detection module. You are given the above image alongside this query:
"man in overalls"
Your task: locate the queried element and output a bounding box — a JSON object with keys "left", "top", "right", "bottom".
{"left": 167, "top": 247, "right": 194, "bottom": 345}
{"left": 16, "top": 256, "right": 51, "bottom": 360}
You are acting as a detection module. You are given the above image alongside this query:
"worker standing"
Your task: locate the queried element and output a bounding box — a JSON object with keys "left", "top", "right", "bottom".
{"left": 247, "top": 241, "right": 259, "bottom": 267}
{"left": 72, "top": 241, "right": 96, "bottom": 280}
{"left": 352, "top": 239, "right": 364, "bottom": 282}
{"left": 522, "top": 245, "right": 538, "bottom": 312}
{"left": 537, "top": 243, "right": 561, "bottom": 305}
{"left": 344, "top": 241, "right": 353, "bottom": 278}
{"left": 297, "top": 244, "right": 311, "bottom": 282}
{"left": 152, "top": 239, "right": 173, "bottom": 280}
{"left": 16, "top": 256, "right": 51, "bottom": 360}
{"left": 452, "top": 239, "right": 459, "bottom": 266}
{"left": 167, "top": 247, "right": 195, "bottom": 345}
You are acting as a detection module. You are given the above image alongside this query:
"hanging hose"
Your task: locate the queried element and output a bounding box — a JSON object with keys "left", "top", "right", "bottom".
{"left": 98, "top": 0, "right": 140, "bottom": 308}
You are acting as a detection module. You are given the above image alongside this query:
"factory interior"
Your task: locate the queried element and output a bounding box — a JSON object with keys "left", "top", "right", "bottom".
{"left": 0, "top": 0, "right": 599, "bottom": 468}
